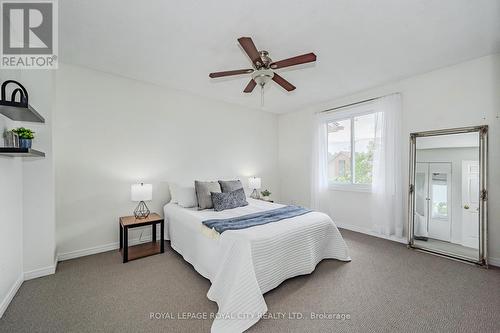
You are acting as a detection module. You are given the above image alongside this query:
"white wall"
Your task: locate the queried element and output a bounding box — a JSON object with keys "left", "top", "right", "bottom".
{"left": 54, "top": 64, "right": 279, "bottom": 257}
{"left": 18, "top": 71, "right": 56, "bottom": 277}
{"left": 0, "top": 68, "right": 55, "bottom": 315}
{"left": 278, "top": 54, "right": 500, "bottom": 260}
{"left": 0, "top": 115, "right": 23, "bottom": 317}
{"left": 417, "top": 147, "right": 478, "bottom": 244}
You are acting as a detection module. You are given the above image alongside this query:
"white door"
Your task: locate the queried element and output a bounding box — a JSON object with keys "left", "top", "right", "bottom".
{"left": 414, "top": 163, "right": 429, "bottom": 237}
{"left": 428, "top": 163, "right": 452, "bottom": 242}
{"left": 462, "top": 161, "right": 480, "bottom": 249}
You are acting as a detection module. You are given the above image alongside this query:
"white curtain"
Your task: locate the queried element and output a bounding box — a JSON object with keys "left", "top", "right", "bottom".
{"left": 371, "top": 93, "right": 403, "bottom": 237}
{"left": 310, "top": 113, "right": 329, "bottom": 211}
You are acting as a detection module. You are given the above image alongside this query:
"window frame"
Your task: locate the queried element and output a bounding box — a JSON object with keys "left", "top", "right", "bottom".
{"left": 324, "top": 102, "right": 376, "bottom": 193}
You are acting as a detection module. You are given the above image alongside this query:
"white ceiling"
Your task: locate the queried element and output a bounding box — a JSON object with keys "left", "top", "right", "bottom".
{"left": 417, "top": 132, "right": 479, "bottom": 149}
{"left": 59, "top": 0, "right": 500, "bottom": 114}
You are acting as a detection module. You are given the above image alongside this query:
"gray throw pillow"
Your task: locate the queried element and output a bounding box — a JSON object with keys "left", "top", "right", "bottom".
{"left": 211, "top": 188, "right": 248, "bottom": 212}
{"left": 195, "top": 181, "right": 221, "bottom": 210}
{"left": 218, "top": 179, "right": 243, "bottom": 193}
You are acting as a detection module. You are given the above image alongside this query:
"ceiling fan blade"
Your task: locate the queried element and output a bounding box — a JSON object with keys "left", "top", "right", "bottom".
{"left": 243, "top": 79, "right": 257, "bottom": 93}
{"left": 270, "top": 52, "right": 317, "bottom": 69}
{"left": 272, "top": 73, "right": 296, "bottom": 91}
{"left": 238, "top": 37, "right": 262, "bottom": 68}
{"left": 209, "top": 69, "right": 254, "bottom": 78}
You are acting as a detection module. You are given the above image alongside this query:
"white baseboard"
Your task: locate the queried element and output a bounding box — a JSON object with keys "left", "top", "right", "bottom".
{"left": 336, "top": 222, "right": 407, "bottom": 244}
{"left": 0, "top": 274, "right": 23, "bottom": 318}
{"left": 53, "top": 256, "right": 58, "bottom": 272}
{"left": 23, "top": 263, "right": 57, "bottom": 281}
{"left": 2, "top": 224, "right": 497, "bottom": 320}
{"left": 487, "top": 257, "right": 500, "bottom": 267}
{"left": 337, "top": 222, "right": 500, "bottom": 267}
{"left": 1, "top": 258, "right": 59, "bottom": 317}
{"left": 57, "top": 235, "right": 155, "bottom": 262}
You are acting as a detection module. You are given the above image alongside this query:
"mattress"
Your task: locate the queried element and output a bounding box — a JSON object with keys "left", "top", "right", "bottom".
{"left": 164, "top": 198, "right": 350, "bottom": 333}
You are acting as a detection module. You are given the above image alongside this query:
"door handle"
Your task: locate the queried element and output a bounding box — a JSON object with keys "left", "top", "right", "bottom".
{"left": 464, "top": 204, "right": 470, "bottom": 210}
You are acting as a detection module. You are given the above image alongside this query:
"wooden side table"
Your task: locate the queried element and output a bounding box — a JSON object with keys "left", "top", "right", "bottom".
{"left": 119, "top": 213, "right": 164, "bottom": 263}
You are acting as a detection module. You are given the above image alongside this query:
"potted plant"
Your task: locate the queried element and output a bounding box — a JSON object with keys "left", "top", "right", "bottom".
{"left": 12, "top": 127, "right": 35, "bottom": 149}
{"left": 260, "top": 189, "right": 271, "bottom": 201}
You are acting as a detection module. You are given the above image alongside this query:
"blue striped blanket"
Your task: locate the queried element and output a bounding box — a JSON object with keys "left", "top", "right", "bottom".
{"left": 202, "top": 205, "right": 312, "bottom": 234}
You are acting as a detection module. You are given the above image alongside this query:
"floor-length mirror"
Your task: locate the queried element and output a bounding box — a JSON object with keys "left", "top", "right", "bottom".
{"left": 408, "top": 126, "right": 488, "bottom": 266}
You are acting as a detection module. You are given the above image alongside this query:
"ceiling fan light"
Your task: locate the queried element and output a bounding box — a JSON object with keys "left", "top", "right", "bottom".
{"left": 254, "top": 76, "right": 269, "bottom": 86}
{"left": 252, "top": 69, "right": 274, "bottom": 86}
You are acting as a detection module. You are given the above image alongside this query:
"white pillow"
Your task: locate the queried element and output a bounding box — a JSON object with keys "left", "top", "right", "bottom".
{"left": 169, "top": 183, "right": 180, "bottom": 203}
{"left": 170, "top": 184, "right": 198, "bottom": 208}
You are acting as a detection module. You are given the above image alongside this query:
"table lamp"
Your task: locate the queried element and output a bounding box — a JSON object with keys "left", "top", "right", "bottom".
{"left": 248, "top": 177, "right": 261, "bottom": 199}
{"left": 131, "top": 183, "right": 152, "bottom": 219}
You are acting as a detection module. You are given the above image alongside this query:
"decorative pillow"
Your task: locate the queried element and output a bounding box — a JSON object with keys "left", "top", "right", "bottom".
{"left": 169, "top": 183, "right": 180, "bottom": 203}
{"left": 211, "top": 188, "right": 248, "bottom": 212}
{"left": 170, "top": 184, "right": 198, "bottom": 208}
{"left": 195, "top": 181, "right": 221, "bottom": 210}
{"left": 178, "top": 188, "right": 198, "bottom": 208}
{"left": 218, "top": 179, "right": 243, "bottom": 193}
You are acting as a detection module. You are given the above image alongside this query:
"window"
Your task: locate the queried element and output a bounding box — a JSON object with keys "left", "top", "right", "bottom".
{"left": 338, "top": 160, "right": 346, "bottom": 177}
{"left": 327, "top": 108, "right": 378, "bottom": 191}
{"left": 327, "top": 119, "right": 351, "bottom": 183}
{"left": 431, "top": 173, "right": 448, "bottom": 219}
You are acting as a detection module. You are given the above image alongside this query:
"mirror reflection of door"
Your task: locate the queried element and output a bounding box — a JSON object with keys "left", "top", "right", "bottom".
{"left": 414, "top": 163, "right": 429, "bottom": 238}
{"left": 429, "top": 163, "right": 452, "bottom": 241}
{"left": 414, "top": 162, "right": 451, "bottom": 241}
{"left": 412, "top": 131, "right": 481, "bottom": 262}
{"left": 462, "top": 161, "right": 479, "bottom": 249}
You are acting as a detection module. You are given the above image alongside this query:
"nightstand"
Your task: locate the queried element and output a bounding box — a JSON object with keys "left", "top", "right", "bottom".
{"left": 119, "top": 213, "right": 164, "bottom": 263}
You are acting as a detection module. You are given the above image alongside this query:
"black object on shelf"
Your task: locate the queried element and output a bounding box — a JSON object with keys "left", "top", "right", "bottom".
{"left": 0, "top": 80, "right": 45, "bottom": 123}
{"left": 0, "top": 147, "right": 45, "bottom": 157}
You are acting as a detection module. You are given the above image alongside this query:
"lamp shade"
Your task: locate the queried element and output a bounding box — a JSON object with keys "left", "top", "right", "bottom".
{"left": 248, "top": 177, "right": 261, "bottom": 190}
{"left": 131, "top": 183, "right": 152, "bottom": 202}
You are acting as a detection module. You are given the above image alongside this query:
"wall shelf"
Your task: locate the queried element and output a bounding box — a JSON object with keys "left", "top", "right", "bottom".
{"left": 0, "top": 102, "right": 45, "bottom": 123}
{"left": 0, "top": 79, "right": 45, "bottom": 123}
{"left": 0, "top": 147, "right": 45, "bottom": 157}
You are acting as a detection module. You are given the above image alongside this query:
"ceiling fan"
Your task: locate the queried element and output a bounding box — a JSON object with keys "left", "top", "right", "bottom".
{"left": 209, "top": 37, "right": 316, "bottom": 105}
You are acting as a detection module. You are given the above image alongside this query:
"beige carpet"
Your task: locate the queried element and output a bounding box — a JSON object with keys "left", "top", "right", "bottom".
{"left": 1, "top": 229, "right": 500, "bottom": 333}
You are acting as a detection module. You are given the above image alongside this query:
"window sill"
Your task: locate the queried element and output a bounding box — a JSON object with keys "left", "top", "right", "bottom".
{"left": 328, "top": 183, "right": 372, "bottom": 193}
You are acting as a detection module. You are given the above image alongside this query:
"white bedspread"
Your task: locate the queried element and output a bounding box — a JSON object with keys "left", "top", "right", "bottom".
{"left": 164, "top": 199, "right": 350, "bottom": 333}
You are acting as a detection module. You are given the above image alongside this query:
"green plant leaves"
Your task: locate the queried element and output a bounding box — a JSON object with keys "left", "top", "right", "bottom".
{"left": 261, "top": 189, "right": 271, "bottom": 197}
{"left": 12, "top": 127, "right": 35, "bottom": 139}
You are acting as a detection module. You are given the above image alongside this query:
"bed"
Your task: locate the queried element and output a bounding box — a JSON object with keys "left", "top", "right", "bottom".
{"left": 163, "top": 198, "right": 350, "bottom": 333}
